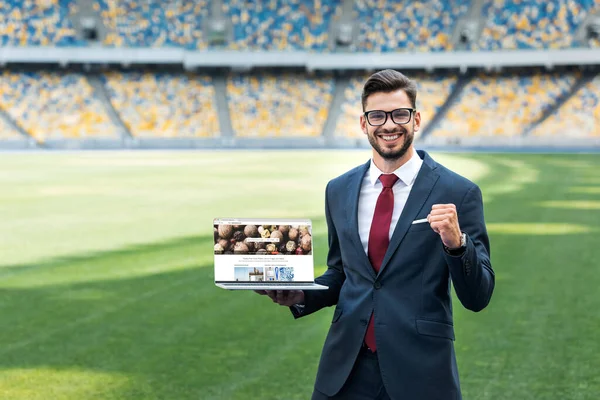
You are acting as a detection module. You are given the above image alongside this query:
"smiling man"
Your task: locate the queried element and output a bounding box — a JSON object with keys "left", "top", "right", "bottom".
{"left": 258, "top": 69, "right": 495, "bottom": 400}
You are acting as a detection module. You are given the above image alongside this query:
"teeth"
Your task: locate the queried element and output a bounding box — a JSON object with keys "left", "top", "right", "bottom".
{"left": 381, "top": 135, "right": 399, "bottom": 141}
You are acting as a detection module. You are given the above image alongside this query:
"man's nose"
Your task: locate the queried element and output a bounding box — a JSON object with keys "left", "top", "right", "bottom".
{"left": 381, "top": 113, "right": 398, "bottom": 131}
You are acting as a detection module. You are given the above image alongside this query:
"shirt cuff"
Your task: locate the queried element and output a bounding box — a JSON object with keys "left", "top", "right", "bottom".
{"left": 443, "top": 233, "right": 467, "bottom": 257}
{"left": 290, "top": 303, "right": 306, "bottom": 317}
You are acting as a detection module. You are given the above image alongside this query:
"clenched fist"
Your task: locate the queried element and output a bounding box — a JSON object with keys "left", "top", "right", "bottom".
{"left": 427, "top": 204, "right": 462, "bottom": 249}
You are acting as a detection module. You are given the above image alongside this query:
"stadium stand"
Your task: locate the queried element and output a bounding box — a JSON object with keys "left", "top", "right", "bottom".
{"left": 96, "top": 0, "right": 209, "bottom": 48}
{"left": 432, "top": 70, "right": 579, "bottom": 137}
{"left": 0, "top": 0, "right": 85, "bottom": 46}
{"left": 354, "top": 0, "right": 469, "bottom": 52}
{"left": 102, "top": 72, "right": 220, "bottom": 137}
{"left": 0, "top": 115, "right": 22, "bottom": 139}
{"left": 223, "top": 0, "right": 339, "bottom": 51}
{"left": 476, "top": 0, "right": 600, "bottom": 50}
{"left": 531, "top": 74, "right": 600, "bottom": 137}
{"left": 0, "top": 1, "right": 598, "bottom": 148}
{"left": 335, "top": 73, "right": 457, "bottom": 138}
{"left": 226, "top": 72, "right": 334, "bottom": 136}
{"left": 0, "top": 71, "right": 119, "bottom": 140}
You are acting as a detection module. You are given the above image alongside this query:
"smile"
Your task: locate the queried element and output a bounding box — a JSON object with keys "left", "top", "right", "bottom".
{"left": 379, "top": 134, "right": 402, "bottom": 141}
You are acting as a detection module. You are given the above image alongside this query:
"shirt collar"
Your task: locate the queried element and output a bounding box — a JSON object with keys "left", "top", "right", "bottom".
{"left": 368, "top": 149, "right": 422, "bottom": 187}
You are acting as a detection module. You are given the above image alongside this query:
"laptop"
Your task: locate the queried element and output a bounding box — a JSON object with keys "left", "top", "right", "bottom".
{"left": 213, "top": 218, "right": 328, "bottom": 290}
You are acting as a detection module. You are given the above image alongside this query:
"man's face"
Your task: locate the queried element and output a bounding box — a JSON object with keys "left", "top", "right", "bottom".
{"left": 360, "top": 89, "right": 421, "bottom": 161}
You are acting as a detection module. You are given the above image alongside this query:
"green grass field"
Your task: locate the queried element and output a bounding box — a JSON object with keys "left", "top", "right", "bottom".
{"left": 0, "top": 150, "right": 599, "bottom": 400}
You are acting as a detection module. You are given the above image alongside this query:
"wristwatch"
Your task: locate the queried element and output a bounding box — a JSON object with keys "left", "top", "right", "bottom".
{"left": 444, "top": 232, "right": 467, "bottom": 256}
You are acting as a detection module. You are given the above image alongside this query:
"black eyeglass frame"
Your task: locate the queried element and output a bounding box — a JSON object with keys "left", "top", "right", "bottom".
{"left": 363, "top": 108, "right": 416, "bottom": 126}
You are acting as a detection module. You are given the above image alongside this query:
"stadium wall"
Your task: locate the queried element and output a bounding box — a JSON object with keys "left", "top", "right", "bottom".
{"left": 3, "top": 136, "right": 599, "bottom": 152}
{"left": 2, "top": 47, "right": 600, "bottom": 70}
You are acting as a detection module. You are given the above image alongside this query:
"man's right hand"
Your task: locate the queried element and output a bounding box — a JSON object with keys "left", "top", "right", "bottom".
{"left": 254, "top": 290, "right": 305, "bottom": 307}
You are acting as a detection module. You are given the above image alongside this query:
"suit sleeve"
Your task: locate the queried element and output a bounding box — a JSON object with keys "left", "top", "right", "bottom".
{"left": 445, "top": 184, "right": 495, "bottom": 312}
{"left": 290, "top": 181, "right": 346, "bottom": 318}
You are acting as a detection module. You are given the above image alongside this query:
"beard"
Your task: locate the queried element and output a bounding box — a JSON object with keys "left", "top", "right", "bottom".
{"left": 367, "top": 124, "right": 414, "bottom": 161}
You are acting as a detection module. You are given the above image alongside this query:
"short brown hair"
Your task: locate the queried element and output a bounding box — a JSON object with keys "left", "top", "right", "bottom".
{"left": 361, "top": 69, "right": 417, "bottom": 111}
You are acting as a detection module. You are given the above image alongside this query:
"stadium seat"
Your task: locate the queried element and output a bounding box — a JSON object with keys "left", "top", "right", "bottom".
{"left": 433, "top": 70, "right": 578, "bottom": 137}
{"left": 0, "top": 71, "right": 120, "bottom": 140}
{"left": 102, "top": 72, "right": 219, "bottom": 137}
{"left": 532, "top": 75, "right": 600, "bottom": 137}
{"left": 227, "top": 73, "right": 334, "bottom": 137}
{"left": 476, "top": 0, "right": 600, "bottom": 50}
{"left": 223, "top": 0, "right": 339, "bottom": 51}
{"left": 97, "top": 0, "right": 209, "bottom": 49}
{"left": 335, "top": 73, "right": 457, "bottom": 138}
{"left": 354, "top": 0, "right": 469, "bottom": 52}
{"left": 0, "top": 0, "right": 86, "bottom": 46}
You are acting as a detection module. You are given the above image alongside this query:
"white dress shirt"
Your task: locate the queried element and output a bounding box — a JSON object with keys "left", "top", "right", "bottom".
{"left": 357, "top": 149, "right": 423, "bottom": 255}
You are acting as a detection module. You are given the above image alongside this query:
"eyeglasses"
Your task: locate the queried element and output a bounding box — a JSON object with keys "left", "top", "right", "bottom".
{"left": 364, "top": 108, "right": 415, "bottom": 126}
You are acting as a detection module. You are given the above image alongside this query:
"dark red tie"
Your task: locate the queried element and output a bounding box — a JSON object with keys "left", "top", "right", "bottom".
{"left": 364, "top": 173, "right": 399, "bottom": 352}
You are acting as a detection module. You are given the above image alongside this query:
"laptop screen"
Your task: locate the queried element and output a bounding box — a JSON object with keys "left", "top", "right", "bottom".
{"left": 213, "top": 218, "right": 315, "bottom": 283}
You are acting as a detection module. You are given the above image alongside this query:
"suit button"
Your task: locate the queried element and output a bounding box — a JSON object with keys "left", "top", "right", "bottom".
{"left": 373, "top": 281, "right": 382, "bottom": 290}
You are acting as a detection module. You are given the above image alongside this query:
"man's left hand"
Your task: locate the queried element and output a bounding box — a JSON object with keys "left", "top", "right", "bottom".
{"left": 428, "top": 204, "right": 462, "bottom": 249}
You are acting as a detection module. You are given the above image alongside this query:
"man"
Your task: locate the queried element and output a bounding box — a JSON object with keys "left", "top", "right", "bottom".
{"left": 257, "top": 69, "right": 495, "bottom": 400}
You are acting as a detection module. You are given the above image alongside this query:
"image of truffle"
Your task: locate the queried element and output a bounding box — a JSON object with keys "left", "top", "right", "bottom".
{"left": 232, "top": 230, "right": 245, "bottom": 242}
{"left": 243, "top": 238, "right": 255, "bottom": 252}
{"left": 218, "top": 224, "right": 233, "bottom": 240}
{"left": 270, "top": 230, "right": 284, "bottom": 242}
{"left": 301, "top": 234, "right": 312, "bottom": 252}
{"left": 213, "top": 223, "right": 313, "bottom": 256}
{"left": 265, "top": 243, "right": 277, "bottom": 253}
{"left": 299, "top": 225, "right": 310, "bottom": 237}
{"left": 278, "top": 225, "right": 290, "bottom": 236}
{"left": 233, "top": 242, "right": 250, "bottom": 254}
{"left": 214, "top": 243, "right": 225, "bottom": 254}
{"left": 285, "top": 240, "right": 297, "bottom": 253}
{"left": 218, "top": 239, "right": 229, "bottom": 252}
{"left": 244, "top": 225, "right": 259, "bottom": 238}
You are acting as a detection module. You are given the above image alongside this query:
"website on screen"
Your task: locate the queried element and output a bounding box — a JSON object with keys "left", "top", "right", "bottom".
{"left": 213, "top": 218, "right": 314, "bottom": 282}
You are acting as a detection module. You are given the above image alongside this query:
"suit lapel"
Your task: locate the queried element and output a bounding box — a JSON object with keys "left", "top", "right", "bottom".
{"left": 377, "top": 151, "right": 440, "bottom": 277}
{"left": 346, "top": 160, "right": 376, "bottom": 279}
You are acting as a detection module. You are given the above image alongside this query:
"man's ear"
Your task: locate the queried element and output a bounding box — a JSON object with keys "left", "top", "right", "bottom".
{"left": 360, "top": 114, "right": 367, "bottom": 134}
{"left": 414, "top": 110, "right": 421, "bottom": 132}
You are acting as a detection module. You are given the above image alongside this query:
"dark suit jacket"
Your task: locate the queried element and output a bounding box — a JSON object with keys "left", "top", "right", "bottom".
{"left": 291, "top": 150, "right": 495, "bottom": 400}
